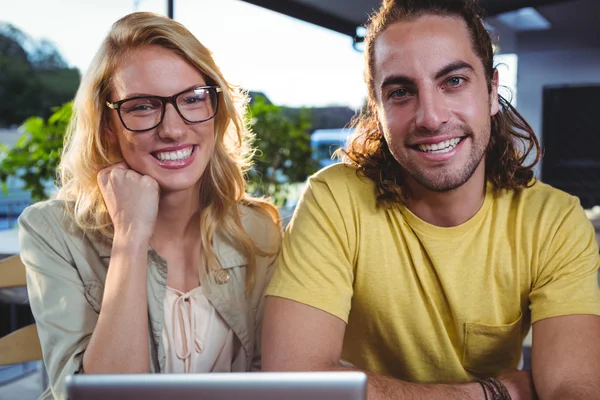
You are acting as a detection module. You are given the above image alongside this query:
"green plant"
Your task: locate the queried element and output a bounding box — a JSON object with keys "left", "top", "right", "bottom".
{"left": 247, "top": 95, "right": 318, "bottom": 207}
{"left": 0, "top": 24, "right": 80, "bottom": 127}
{"left": 0, "top": 96, "right": 317, "bottom": 206}
{"left": 0, "top": 102, "right": 71, "bottom": 200}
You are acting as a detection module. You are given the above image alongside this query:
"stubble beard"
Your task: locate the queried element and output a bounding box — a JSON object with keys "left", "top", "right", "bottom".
{"left": 389, "top": 123, "right": 490, "bottom": 193}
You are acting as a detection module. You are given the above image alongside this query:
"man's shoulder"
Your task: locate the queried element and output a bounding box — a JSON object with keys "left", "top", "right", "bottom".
{"left": 493, "top": 180, "right": 586, "bottom": 229}
{"left": 307, "top": 163, "right": 381, "bottom": 209}
{"left": 310, "top": 163, "right": 376, "bottom": 192}
{"left": 312, "top": 162, "right": 358, "bottom": 178}
{"left": 508, "top": 180, "right": 580, "bottom": 210}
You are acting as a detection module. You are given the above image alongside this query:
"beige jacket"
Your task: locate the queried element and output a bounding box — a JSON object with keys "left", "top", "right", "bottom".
{"left": 18, "top": 200, "right": 280, "bottom": 400}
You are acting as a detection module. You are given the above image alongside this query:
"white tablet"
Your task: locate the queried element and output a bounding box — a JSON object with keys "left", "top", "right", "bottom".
{"left": 66, "top": 371, "right": 367, "bottom": 400}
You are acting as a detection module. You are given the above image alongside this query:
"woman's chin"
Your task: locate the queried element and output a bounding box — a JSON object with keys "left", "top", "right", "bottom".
{"left": 157, "top": 179, "right": 201, "bottom": 195}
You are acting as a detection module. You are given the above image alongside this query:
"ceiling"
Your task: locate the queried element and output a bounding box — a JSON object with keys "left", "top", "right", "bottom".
{"left": 240, "top": 0, "right": 600, "bottom": 53}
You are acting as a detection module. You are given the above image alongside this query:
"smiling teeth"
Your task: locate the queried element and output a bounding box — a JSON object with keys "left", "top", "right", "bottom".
{"left": 156, "top": 147, "right": 193, "bottom": 161}
{"left": 418, "top": 138, "right": 461, "bottom": 153}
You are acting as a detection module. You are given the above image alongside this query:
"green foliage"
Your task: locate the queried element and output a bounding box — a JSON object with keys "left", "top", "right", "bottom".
{"left": 0, "top": 95, "right": 317, "bottom": 206}
{"left": 0, "top": 102, "right": 72, "bottom": 200}
{"left": 247, "top": 95, "right": 318, "bottom": 207}
{"left": 0, "top": 34, "right": 38, "bottom": 125}
{"left": 37, "top": 68, "right": 81, "bottom": 116}
{"left": 0, "top": 23, "right": 80, "bottom": 127}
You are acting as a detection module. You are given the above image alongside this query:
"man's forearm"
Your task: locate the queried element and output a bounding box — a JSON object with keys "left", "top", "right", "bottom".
{"left": 545, "top": 380, "right": 600, "bottom": 400}
{"left": 326, "top": 364, "right": 484, "bottom": 400}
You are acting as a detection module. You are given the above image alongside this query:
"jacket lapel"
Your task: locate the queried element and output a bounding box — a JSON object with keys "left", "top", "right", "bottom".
{"left": 203, "top": 232, "right": 253, "bottom": 367}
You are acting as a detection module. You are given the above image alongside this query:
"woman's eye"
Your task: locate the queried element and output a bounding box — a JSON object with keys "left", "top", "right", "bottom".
{"left": 186, "top": 96, "right": 205, "bottom": 104}
{"left": 131, "top": 104, "right": 152, "bottom": 111}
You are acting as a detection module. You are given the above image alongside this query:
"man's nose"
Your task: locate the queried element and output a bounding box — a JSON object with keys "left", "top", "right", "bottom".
{"left": 415, "top": 90, "right": 450, "bottom": 132}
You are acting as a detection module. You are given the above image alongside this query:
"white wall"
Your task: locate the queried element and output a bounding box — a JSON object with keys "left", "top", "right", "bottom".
{"left": 517, "top": 48, "right": 600, "bottom": 140}
{"left": 489, "top": 19, "right": 518, "bottom": 54}
{"left": 515, "top": 48, "right": 600, "bottom": 174}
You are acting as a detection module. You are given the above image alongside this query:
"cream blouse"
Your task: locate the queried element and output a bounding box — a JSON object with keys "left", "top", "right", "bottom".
{"left": 161, "top": 286, "right": 235, "bottom": 373}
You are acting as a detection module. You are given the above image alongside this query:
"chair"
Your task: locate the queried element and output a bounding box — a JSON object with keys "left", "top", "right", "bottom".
{"left": 0, "top": 254, "right": 43, "bottom": 366}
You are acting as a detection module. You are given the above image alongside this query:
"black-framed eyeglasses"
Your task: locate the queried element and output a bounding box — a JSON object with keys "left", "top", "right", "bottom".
{"left": 106, "top": 85, "right": 222, "bottom": 132}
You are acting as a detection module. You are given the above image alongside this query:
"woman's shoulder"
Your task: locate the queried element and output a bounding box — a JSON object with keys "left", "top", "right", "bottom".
{"left": 19, "top": 199, "right": 112, "bottom": 258}
{"left": 237, "top": 202, "right": 282, "bottom": 253}
{"left": 19, "top": 199, "right": 73, "bottom": 230}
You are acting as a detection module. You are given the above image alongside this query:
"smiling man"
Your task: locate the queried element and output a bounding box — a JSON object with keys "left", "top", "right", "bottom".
{"left": 261, "top": 1, "right": 600, "bottom": 399}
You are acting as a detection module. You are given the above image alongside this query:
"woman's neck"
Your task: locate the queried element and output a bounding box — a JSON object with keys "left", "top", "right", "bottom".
{"left": 152, "top": 186, "right": 202, "bottom": 245}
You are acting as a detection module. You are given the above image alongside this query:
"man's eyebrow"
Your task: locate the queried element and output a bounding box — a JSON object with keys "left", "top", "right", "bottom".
{"left": 434, "top": 61, "right": 475, "bottom": 80}
{"left": 380, "top": 61, "right": 475, "bottom": 92}
{"left": 380, "top": 75, "right": 416, "bottom": 91}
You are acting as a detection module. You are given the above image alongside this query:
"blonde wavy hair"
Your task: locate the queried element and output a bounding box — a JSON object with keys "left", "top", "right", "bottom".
{"left": 57, "top": 12, "right": 280, "bottom": 292}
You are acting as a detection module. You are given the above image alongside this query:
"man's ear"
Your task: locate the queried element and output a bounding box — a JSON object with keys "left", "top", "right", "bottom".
{"left": 375, "top": 104, "right": 385, "bottom": 137}
{"left": 490, "top": 68, "right": 500, "bottom": 116}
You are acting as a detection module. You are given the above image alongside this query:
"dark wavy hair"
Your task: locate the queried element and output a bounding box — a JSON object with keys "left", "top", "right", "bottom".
{"left": 340, "top": 0, "right": 541, "bottom": 207}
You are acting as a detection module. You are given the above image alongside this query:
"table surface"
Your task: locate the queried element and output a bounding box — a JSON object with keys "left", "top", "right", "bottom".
{"left": 0, "top": 229, "right": 26, "bottom": 304}
{"left": 0, "top": 229, "right": 19, "bottom": 255}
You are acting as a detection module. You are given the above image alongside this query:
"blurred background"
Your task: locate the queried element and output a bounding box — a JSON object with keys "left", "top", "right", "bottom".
{"left": 1, "top": 0, "right": 599, "bottom": 398}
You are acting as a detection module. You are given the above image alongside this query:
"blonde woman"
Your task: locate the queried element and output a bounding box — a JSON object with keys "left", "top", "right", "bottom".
{"left": 18, "top": 12, "right": 281, "bottom": 400}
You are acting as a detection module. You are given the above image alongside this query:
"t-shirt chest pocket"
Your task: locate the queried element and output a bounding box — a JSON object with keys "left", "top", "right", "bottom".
{"left": 461, "top": 312, "right": 524, "bottom": 377}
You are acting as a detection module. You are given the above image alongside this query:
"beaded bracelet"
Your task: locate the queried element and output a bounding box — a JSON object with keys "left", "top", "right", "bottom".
{"left": 477, "top": 380, "right": 489, "bottom": 400}
{"left": 476, "top": 378, "right": 512, "bottom": 400}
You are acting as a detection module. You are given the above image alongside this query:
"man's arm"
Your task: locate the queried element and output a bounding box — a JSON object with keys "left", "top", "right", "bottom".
{"left": 532, "top": 314, "right": 600, "bottom": 400}
{"left": 262, "top": 296, "right": 496, "bottom": 400}
{"left": 527, "top": 192, "right": 600, "bottom": 399}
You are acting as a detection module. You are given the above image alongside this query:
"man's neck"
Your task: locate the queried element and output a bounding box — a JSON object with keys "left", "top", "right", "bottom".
{"left": 404, "top": 165, "right": 486, "bottom": 228}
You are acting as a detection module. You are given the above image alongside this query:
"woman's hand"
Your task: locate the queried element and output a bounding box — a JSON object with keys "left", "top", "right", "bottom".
{"left": 84, "top": 162, "right": 156, "bottom": 374}
{"left": 97, "top": 162, "right": 160, "bottom": 241}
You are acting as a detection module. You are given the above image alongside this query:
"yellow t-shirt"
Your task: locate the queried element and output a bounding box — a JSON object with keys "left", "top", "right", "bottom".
{"left": 267, "top": 164, "right": 600, "bottom": 383}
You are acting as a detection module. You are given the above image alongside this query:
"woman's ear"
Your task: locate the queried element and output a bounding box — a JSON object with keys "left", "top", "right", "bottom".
{"left": 104, "top": 116, "right": 119, "bottom": 147}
